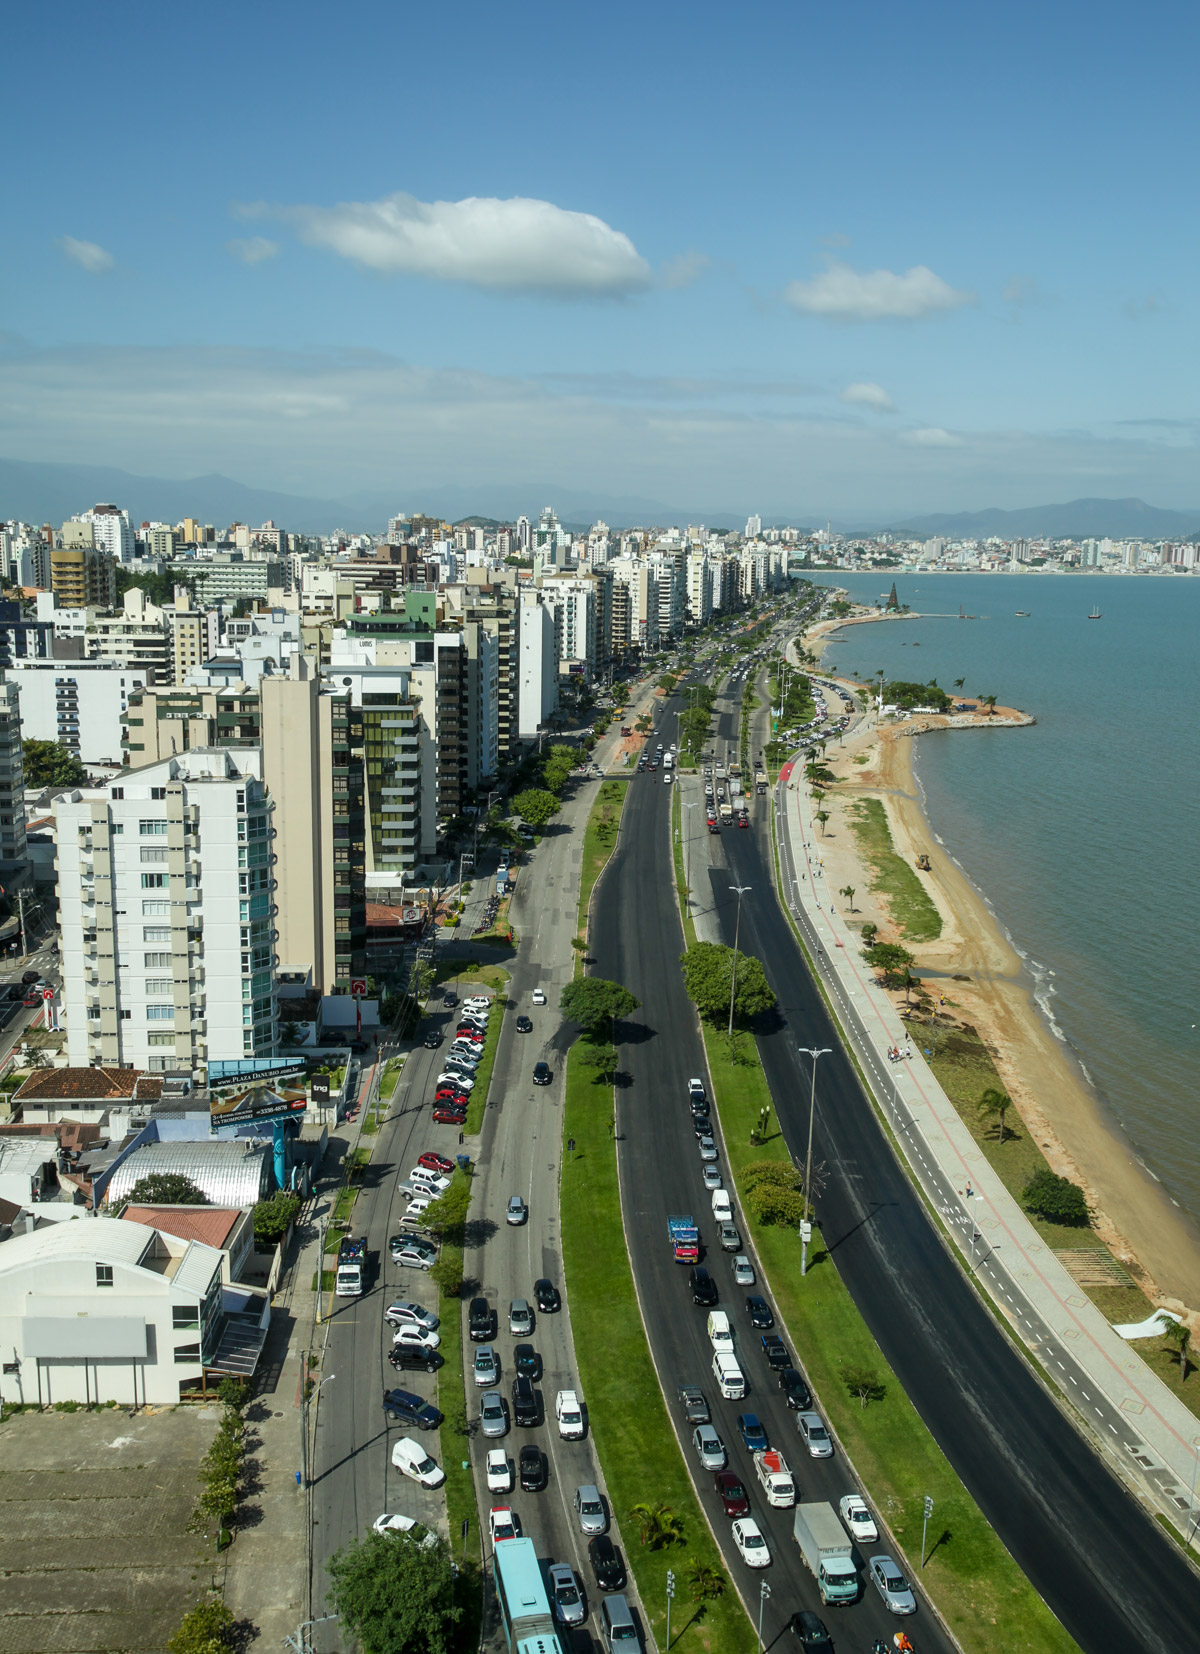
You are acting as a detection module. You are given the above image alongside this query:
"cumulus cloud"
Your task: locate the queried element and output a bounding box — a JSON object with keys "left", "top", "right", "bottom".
{"left": 58, "top": 236, "right": 114, "bottom": 273}
{"left": 226, "top": 236, "right": 279, "bottom": 265}
{"left": 243, "top": 190, "right": 651, "bottom": 297}
{"left": 785, "top": 261, "right": 973, "bottom": 321}
{"left": 901, "top": 427, "right": 966, "bottom": 447}
{"left": 841, "top": 381, "right": 896, "bottom": 412}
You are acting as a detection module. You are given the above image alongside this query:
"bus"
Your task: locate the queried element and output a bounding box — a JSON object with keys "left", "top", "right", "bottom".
{"left": 493, "top": 1537, "right": 564, "bottom": 1654}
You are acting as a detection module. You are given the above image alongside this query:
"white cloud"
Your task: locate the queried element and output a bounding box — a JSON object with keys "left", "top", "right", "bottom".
{"left": 57, "top": 236, "right": 114, "bottom": 273}
{"left": 244, "top": 191, "right": 651, "bottom": 297}
{"left": 901, "top": 427, "right": 966, "bottom": 447}
{"left": 226, "top": 236, "right": 279, "bottom": 265}
{"left": 841, "top": 381, "right": 896, "bottom": 412}
{"left": 785, "top": 262, "right": 973, "bottom": 321}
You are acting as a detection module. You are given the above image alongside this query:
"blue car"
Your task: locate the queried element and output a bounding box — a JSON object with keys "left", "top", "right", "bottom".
{"left": 736, "top": 1412, "right": 768, "bottom": 1452}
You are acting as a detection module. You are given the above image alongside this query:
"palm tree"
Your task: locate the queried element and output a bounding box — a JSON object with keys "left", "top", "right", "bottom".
{"left": 953, "top": 677, "right": 965, "bottom": 692}
{"left": 982, "top": 694, "right": 997, "bottom": 716}
{"left": 815, "top": 810, "right": 830, "bottom": 837}
{"left": 1161, "top": 1319, "right": 1193, "bottom": 1384}
{"left": 840, "top": 885, "right": 856, "bottom": 911}
{"left": 686, "top": 1559, "right": 726, "bottom": 1603}
{"left": 629, "top": 1502, "right": 684, "bottom": 1550}
{"left": 978, "top": 1086, "right": 1014, "bottom": 1143}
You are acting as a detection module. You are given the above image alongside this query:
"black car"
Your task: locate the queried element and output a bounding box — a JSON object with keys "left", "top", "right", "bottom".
{"left": 689, "top": 1266, "right": 718, "bottom": 1307}
{"left": 692, "top": 1113, "right": 712, "bottom": 1138}
{"left": 511, "top": 1375, "right": 539, "bottom": 1427}
{"left": 761, "top": 1334, "right": 789, "bottom": 1369}
{"left": 442, "top": 991, "right": 459, "bottom": 1007}
{"left": 791, "top": 1609, "right": 832, "bottom": 1651}
{"left": 532, "top": 1061, "right": 552, "bottom": 1086}
{"left": 21, "top": 970, "right": 38, "bottom": 985}
{"left": 746, "top": 1294, "right": 774, "bottom": 1329}
{"left": 423, "top": 1030, "right": 443, "bottom": 1048}
{"left": 516, "top": 1015, "right": 533, "bottom": 1033}
{"left": 382, "top": 1388, "right": 442, "bottom": 1429}
{"left": 469, "top": 1297, "right": 495, "bottom": 1342}
{"left": 534, "top": 1277, "right": 561, "bottom": 1313}
{"left": 778, "top": 1366, "right": 812, "bottom": 1409}
{"left": 388, "top": 1346, "right": 443, "bottom": 1374}
{"left": 513, "top": 1343, "right": 541, "bottom": 1380}
{"left": 519, "top": 1444, "right": 546, "bottom": 1492}
{"left": 588, "top": 1534, "right": 626, "bottom": 1592}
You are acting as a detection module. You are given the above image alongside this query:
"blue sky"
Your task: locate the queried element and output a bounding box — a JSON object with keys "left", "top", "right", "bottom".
{"left": 3, "top": 0, "right": 1199, "bottom": 520}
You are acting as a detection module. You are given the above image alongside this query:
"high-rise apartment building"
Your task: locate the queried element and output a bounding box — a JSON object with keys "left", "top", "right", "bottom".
{"left": 50, "top": 541, "right": 116, "bottom": 609}
{"left": 0, "top": 682, "right": 27, "bottom": 874}
{"left": 55, "top": 750, "right": 278, "bottom": 1073}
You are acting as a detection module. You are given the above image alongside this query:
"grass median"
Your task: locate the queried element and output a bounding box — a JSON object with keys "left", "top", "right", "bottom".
{"left": 577, "top": 779, "right": 629, "bottom": 947}
{"left": 562, "top": 1043, "right": 752, "bottom": 1654}
{"left": 463, "top": 970, "right": 509, "bottom": 1134}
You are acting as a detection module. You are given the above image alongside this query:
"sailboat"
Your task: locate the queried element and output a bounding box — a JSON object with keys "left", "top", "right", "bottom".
{"left": 1088, "top": 605, "right": 1102, "bottom": 619}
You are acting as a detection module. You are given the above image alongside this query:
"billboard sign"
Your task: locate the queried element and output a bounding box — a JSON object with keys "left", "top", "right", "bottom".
{"left": 209, "top": 1086, "right": 308, "bottom": 1135}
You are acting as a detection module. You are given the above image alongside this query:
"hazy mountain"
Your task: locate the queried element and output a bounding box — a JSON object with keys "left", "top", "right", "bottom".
{"left": 884, "top": 497, "right": 1200, "bottom": 540}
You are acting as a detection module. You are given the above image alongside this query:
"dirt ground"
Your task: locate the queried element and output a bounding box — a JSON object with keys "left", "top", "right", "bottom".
{"left": 0, "top": 1405, "right": 220, "bottom": 1654}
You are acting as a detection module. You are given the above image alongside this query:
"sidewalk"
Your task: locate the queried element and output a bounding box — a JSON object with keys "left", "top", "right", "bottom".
{"left": 771, "top": 750, "right": 1200, "bottom": 1542}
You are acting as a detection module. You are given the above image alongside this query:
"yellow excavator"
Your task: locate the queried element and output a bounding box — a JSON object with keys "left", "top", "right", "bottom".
{"left": 916, "top": 853, "right": 932, "bottom": 871}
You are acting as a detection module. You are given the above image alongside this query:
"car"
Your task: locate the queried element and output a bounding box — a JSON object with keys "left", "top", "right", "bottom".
{"left": 778, "top": 1367, "right": 812, "bottom": 1410}
{"left": 372, "top": 1512, "right": 438, "bottom": 1547}
{"left": 474, "top": 1345, "right": 500, "bottom": 1387}
{"left": 422, "top": 1030, "right": 443, "bottom": 1049}
{"left": 384, "top": 1300, "right": 440, "bottom": 1330}
{"left": 688, "top": 1078, "right": 706, "bottom": 1104}
{"left": 692, "top": 1113, "right": 712, "bottom": 1138}
{"left": 839, "top": 1493, "right": 879, "bottom": 1544}
{"left": 404, "top": 1195, "right": 433, "bottom": 1221}
{"left": 511, "top": 1375, "right": 539, "bottom": 1426}
{"left": 731, "top": 1516, "right": 771, "bottom": 1568}
{"left": 516, "top": 1015, "right": 533, "bottom": 1032}
{"left": 689, "top": 1264, "right": 718, "bottom": 1306}
{"left": 531, "top": 988, "right": 547, "bottom": 1005}
{"left": 702, "top": 1166, "right": 723, "bottom": 1191}
{"left": 391, "top": 1322, "right": 440, "bottom": 1351}
{"left": 486, "top": 1449, "right": 513, "bottom": 1494}
{"left": 506, "top": 1195, "right": 528, "bottom": 1226}
{"left": 391, "top": 1436, "right": 445, "bottom": 1487}
{"left": 714, "top": 1471, "right": 750, "bottom": 1516}
{"left": 574, "top": 1483, "right": 607, "bottom": 1535}
{"left": 736, "top": 1413, "right": 768, "bottom": 1453}
{"left": 513, "top": 1342, "right": 541, "bottom": 1379}
{"left": 438, "top": 1072, "right": 474, "bottom": 1091}
{"left": 463, "top": 995, "right": 490, "bottom": 1010}
{"left": 388, "top": 1345, "right": 443, "bottom": 1374}
{"left": 692, "top": 1423, "right": 726, "bottom": 1470}
{"left": 434, "top": 1090, "right": 469, "bottom": 1109}
{"left": 391, "top": 1235, "right": 437, "bottom": 1270}
{"left": 418, "top": 1152, "right": 454, "bottom": 1177}
{"left": 442, "top": 991, "right": 459, "bottom": 1007}
{"left": 548, "top": 1562, "right": 586, "bottom": 1627}
{"left": 519, "top": 1444, "right": 546, "bottom": 1491}
{"left": 488, "top": 1506, "right": 519, "bottom": 1547}
{"left": 697, "top": 1135, "right": 718, "bottom": 1162}
{"left": 480, "top": 1390, "right": 509, "bottom": 1437}
{"left": 534, "top": 1278, "right": 561, "bottom": 1313}
{"left": 532, "top": 1062, "right": 552, "bottom": 1086}
{"left": 719, "top": 1222, "right": 741, "bottom": 1252}
{"left": 745, "top": 1295, "right": 774, "bottom": 1329}
{"left": 760, "top": 1334, "right": 790, "bottom": 1369}
{"left": 22, "top": 991, "right": 39, "bottom": 1006}
{"left": 555, "top": 1389, "right": 585, "bottom": 1439}
{"left": 791, "top": 1611, "right": 832, "bottom": 1650}
{"left": 588, "top": 1534, "right": 626, "bottom": 1592}
{"left": 678, "top": 1384, "right": 710, "bottom": 1423}
{"left": 433, "top": 1104, "right": 468, "bottom": 1125}
{"left": 5, "top": 983, "right": 22, "bottom": 1001}
{"left": 797, "top": 1410, "right": 833, "bottom": 1458}
{"left": 508, "top": 1297, "right": 534, "bottom": 1335}
{"left": 382, "top": 1388, "right": 442, "bottom": 1429}
{"left": 469, "top": 1298, "right": 494, "bottom": 1341}
{"left": 868, "top": 1554, "right": 917, "bottom": 1615}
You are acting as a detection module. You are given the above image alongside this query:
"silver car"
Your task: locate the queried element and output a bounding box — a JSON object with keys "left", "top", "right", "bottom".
{"left": 733, "top": 1253, "right": 755, "bottom": 1286}
{"left": 573, "top": 1483, "right": 607, "bottom": 1536}
{"left": 698, "top": 1135, "right": 718, "bottom": 1162}
{"left": 692, "top": 1423, "right": 726, "bottom": 1471}
{"left": 869, "top": 1554, "right": 917, "bottom": 1615}
{"left": 480, "top": 1390, "right": 509, "bottom": 1438}
{"left": 509, "top": 1298, "right": 534, "bottom": 1336}
{"left": 548, "top": 1562, "right": 586, "bottom": 1627}
{"left": 473, "top": 1345, "right": 499, "bottom": 1387}
{"left": 797, "top": 1410, "right": 833, "bottom": 1458}
{"left": 719, "top": 1223, "right": 741, "bottom": 1252}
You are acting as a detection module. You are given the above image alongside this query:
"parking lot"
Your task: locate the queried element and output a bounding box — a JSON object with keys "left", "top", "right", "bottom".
{"left": 0, "top": 1406, "right": 219, "bottom": 1654}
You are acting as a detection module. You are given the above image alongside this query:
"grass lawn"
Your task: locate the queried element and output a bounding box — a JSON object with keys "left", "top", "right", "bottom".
{"left": 561, "top": 1044, "right": 751, "bottom": 1653}
{"left": 845, "top": 796, "right": 942, "bottom": 942}
{"left": 379, "top": 1058, "right": 404, "bottom": 1100}
{"left": 464, "top": 979, "right": 508, "bottom": 1134}
{"left": 577, "top": 780, "right": 630, "bottom": 956}
{"left": 434, "top": 958, "right": 511, "bottom": 999}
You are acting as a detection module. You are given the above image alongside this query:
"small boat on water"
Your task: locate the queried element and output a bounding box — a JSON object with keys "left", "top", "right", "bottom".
{"left": 1088, "top": 605, "right": 1102, "bottom": 619}
{"left": 1014, "top": 610, "right": 1030, "bottom": 616}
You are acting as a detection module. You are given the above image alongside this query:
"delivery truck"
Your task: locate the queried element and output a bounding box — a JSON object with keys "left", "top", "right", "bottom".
{"left": 792, "top": 1502, "right": 858, "bottom": 1604}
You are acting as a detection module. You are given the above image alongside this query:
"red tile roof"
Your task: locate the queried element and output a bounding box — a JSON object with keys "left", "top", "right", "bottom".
{"left": 14, "top": 1067, "right": 162, "bottom": 1103}
{"left": 121, "top": 1205, "right": 243, "bottom": 1251}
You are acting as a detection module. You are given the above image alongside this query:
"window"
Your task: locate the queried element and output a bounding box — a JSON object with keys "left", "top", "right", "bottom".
{"left": 140, "top": 873, "right": 166, "bottom": 889}
{"left": 111, "top": 822, "right": 124, "bottom": 834}
{"left": 150, "top": 786, "right": 167, "bottom": 799}
{"left": 110, "top": 787, "right": 124, "bottom": 799}
{"left": 146, "top": 1005, "right": 173, "bottom": 1021}
{"left": 142, "top": 900, "right": 169, "bottom": 916}
{"left": 143, "top": 951, "right": 171, "bottom": 968}
{"left": 173, "top": 1343, "right": 201, "bottom": 1365}
{"left": 172, "top": 1303, "right": 199, "bottom": 1330}
{"left": 139, "top": 820, "right": 167, "bottom": 836}
{"left": 143, "top": 926, "right": 170, "bottom": 942}
{"left": 140, "top": 848, "right": 168, "bottom": 864}
{"left": 96, "top": 1264, "right": 113, "bottom": 1288}
{"left": 120, "top": 1008, "right": 132, "bottom": 1020}
{"left": 147, "top": 1033, "right": 175, "bottom": 1047}
{"left": 144, "top": 979, "right": 172, "bottom": 996}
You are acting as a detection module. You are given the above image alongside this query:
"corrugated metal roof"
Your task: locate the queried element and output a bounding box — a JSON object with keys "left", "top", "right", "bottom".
{"left": 174, "top": 1241, "right": 223, "bottom": 1295}
{"left": 105, "top": 1140, "right": 270, "bottom": 1207}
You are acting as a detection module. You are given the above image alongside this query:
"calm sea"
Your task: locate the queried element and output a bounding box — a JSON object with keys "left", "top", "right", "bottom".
{"left": 812, "top": 571, "right": 1200, "bottom": 1225}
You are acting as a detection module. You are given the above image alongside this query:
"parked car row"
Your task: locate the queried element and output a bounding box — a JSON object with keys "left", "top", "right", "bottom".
{"left": 431, "top": 993, "right": 494, "bottom": 1125}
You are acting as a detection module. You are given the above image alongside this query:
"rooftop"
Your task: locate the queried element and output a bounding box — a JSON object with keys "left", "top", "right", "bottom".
{"left": 122, "top": 1205, "right": 243, "bottom": 1252}
{"left": 15, "top": 1067, "right": 161, "bottom": 1104}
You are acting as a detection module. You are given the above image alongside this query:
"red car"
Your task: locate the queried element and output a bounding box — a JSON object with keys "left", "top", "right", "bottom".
{"left": 419, "top": 1152, "right": 455, "bottom": 1176}
{"left": 435, "top": 1087, "right": 468, "bottom": 1105}
{"left": 433, "top": 1104, "right": 468, "bottom": 1125}
{"left": 455, "top": 1027, "right": 486, "bottom": 1042}
{"left": 714, "top": 1471, "right": 750, "bottom": 1516}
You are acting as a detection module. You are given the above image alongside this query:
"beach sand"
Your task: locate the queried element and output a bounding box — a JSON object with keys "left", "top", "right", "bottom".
{"left": 803, "top": 622, "right": 1200, "bottom": 1319}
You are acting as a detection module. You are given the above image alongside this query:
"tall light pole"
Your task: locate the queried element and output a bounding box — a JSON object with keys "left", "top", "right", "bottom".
{"left": 726, "top": 885, "right": 752, "bottom": 1039}
{"left": 301, "top": 1372, "right": 335, "bottom": 1488}
{"left": 798, "top": 1046, "right": 830, "bottom": 1276}
{"left": 682, "top": 802, "right": 699, "bottom": 908}
{"left": 666, "top": 1568, "right": 675, "bottom": 1650}
{"left": 757, "top": 1579, "right": 771, "bottom": 1654}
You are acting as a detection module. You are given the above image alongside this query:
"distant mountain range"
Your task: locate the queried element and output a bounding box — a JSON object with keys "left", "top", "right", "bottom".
{"left": 1, "top": 458, "right": 1196, "bottom": 542}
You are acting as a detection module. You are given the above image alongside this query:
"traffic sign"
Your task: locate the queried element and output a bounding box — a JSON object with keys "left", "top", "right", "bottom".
{"left": 41, "top": 988, "right": 53, "bottom": 1001}
{"left": 350, "top": 979, "right": 367, "bottom": 997}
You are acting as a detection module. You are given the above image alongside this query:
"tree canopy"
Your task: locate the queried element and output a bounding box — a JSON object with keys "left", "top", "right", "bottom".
{"left": 742, "top": 1159, "right": 804, "bottom": 1226}
{"left": 327, "top": 1530, "right": 463, "bottom": 1654}
{"left": 884, "top": 680, "right": 952, "bottom": 712}
{"left": 863, "top": 942, "right": 915, "bottom": 986}
{"left": 127, "top": 1172, "right": 207, "bottom": 1206}
{"left": 1022, "top": 1168, "right": 1089, "bottom": 1227}
{"left": 560, "top": 976, "right": 640, "bottom": 1035}
{"left": 511, "top": 788, "right": 561, "bottom": 831}
{"left": 252, "top": 1190, "right": 301, "bottom": 1246}
{"left": 22, "top": 739, "right": 86, "bottom": 790}
{"left": 419, "top": 1175, "right": 472, "bottom": 1245}
{"left": 679, "top": 942, "right": 776, "bottom": 1026}
{"left": 539, "top": 744, "right": 578, "bottom": 796}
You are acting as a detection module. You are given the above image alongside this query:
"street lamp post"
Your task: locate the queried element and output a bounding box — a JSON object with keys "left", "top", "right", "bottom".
{"left": 798, "top": 1046, "right": 831, "bottom": 1276}
{"left": 726, "top": 885, "right": 752, "bottom": 1039}
{"left": 682, "top": 801, "right": 699, "bottom": 907}
{"left": 301, "top": 1373, "right": 336, "bottom": 1489}
{"left": 666, "top": 1568, "right": 675, "bottom": 1650}
{"left": 757, "top": 1579, "right": 771, "bottom": 1654}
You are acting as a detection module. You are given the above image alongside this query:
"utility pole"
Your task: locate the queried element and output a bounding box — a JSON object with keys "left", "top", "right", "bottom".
{"left": 666, "top": 1568, "right": 675, "bottom": 1650}
{"left": 726, "top": 885, "right": 751, "bottom": 1039}
{"left": 798, "top": 1046, "right": 830, "bottom": 1275}
{"left": 682, "top": 802, "right": 698, "bottom": 908}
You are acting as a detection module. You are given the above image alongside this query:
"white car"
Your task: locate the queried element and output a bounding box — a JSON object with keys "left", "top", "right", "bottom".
{"left": 408, "top": 1168, "right": 452, "bottom": 1194}
{"left": 839, "top": 1493, "right": 878, "bottom": 1544}
{"left": 488, "top": 1505, "right": 519, "bottom": 1546}
{"left": 391, "top": 1324, "right": 441, "bottom": 1351}
{"left": 405, "top": 1196, "right": 433, "bottom": 1221}
{"left": 391, "top": 1436, "right": 445, "bottom": 1488}
{"left": 372, "top": 1512, "right": 438, "bottom": 1548}
{"left": 555, "top": 1388, "right": 585, "bottom": 1439}
{"left": 531, "top": 988, "right": 547, "bottom": 1005}
{"left": 438, "top": 1072, "right": 475, "bottom": 1091}
{"left": 485, "top": 1449, "right": 513, "bottom": 1494}
{"left": 733, "top": 1254, "right": 755, "bottom": 1286}
{"left": 463, "top": 996, "right": 491, "bottom": 1012}
{"left": 384, "top": 1301, "right": 439, "bottom": 1331}
{"left": 731, "top": 1516, "right": 771, "bottom": 1568}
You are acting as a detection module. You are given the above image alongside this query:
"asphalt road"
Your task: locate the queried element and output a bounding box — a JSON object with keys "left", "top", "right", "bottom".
{"left": 591, "top": 735, "right": 952, "bottom": 1649}
{"left": 686, "top": 664, "right": 1200, "bottom": 1652}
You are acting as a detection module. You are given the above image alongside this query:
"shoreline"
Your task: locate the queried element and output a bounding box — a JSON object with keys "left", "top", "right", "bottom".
{"left": 804, "top": 610, "right": 1200, "bottom": 1319}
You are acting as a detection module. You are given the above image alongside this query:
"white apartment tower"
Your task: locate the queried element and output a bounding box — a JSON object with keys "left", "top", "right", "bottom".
{"left": 54, "top": 750, "right": 278, "bottom": 1074}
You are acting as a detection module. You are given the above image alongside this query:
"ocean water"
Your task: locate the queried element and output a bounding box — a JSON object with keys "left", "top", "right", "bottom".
{"left": 812, "top": 571, "right": 1200, "bottom": 1226}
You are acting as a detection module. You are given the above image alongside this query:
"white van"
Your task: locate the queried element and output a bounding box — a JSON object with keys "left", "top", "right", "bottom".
{"left": 706, "top": 1310, "right": 734, "bottom": 1352}
{"left": 712, "top": 1350, "right": 746, "bottom": 1400}
{"left": 711, "top": 1188, "right": 732, "bottom": 1222}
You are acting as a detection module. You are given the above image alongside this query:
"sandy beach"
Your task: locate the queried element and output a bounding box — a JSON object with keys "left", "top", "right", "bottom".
{"left": 802, "top": 612, "right": 1200, "bottom": 1319}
